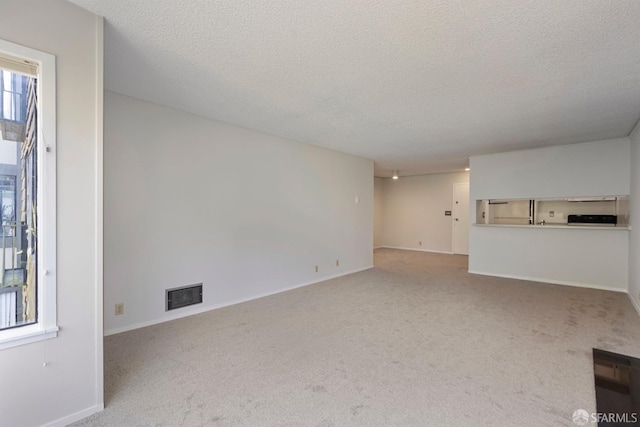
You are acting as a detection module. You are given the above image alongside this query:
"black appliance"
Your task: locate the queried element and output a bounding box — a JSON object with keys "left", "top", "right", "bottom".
{"left": 567, "top": 214, "right": 617, "bottom": 226}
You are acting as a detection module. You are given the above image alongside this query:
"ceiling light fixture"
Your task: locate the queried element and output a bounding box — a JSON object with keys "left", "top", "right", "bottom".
{"left": 392, "top": 170, "right": 399, "bottom": 180}
{"left": 465, "top": 167, "right": 470, "bottom": 171}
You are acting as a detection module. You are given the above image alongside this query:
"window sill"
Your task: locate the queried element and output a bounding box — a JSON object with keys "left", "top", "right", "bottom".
{"left": 0, "top": 324, "right": 59, "bottom": 350}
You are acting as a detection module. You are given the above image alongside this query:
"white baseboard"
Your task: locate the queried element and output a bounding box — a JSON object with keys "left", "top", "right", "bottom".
{"left": 379, "top": 246, "right": 454, "bottom": 255}
{"left": 42, "top": 403, "right": 104, "bottom": 427}
{"left": 628, "top": 294, "right": 640, "bottom": 316}
{"left": 105, "top": 265, "right": 374, "bottom": 336}
{"left": 468, "top": 270, "right": 628, "bottom": 293}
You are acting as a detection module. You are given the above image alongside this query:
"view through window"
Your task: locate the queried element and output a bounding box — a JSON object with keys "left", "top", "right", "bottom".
{"left": 0, "top": 67, "right": 37, "bottom": 331}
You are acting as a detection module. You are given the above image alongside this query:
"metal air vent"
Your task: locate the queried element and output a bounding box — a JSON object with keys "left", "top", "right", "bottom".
{"left": 166, "top": 283, "right": 203, "bottom": 311}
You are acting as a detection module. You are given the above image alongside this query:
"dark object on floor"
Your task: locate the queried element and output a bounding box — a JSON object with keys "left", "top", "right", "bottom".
{"left": 593, "top": 348, "right": 640, "bottom": 426}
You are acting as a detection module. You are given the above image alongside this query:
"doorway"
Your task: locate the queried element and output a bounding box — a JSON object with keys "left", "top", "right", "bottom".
{"left": 452, "top": 183, "right": 469, "bottom": 255}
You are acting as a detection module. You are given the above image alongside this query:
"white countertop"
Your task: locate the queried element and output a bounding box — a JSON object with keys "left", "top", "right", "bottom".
{"left": 473, "top": 223, "right": 630, "bottom": 231}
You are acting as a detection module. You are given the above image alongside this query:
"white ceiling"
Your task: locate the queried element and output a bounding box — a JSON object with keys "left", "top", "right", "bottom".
{"left": 68, "top": 0, "right": 640, "bottom": 177}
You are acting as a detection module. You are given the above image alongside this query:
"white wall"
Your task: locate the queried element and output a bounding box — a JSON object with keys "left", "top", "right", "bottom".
{"left": 469, "top": 139, "right": 631, "bottom": 291}
{"left": 629, "top": 123, "right": 640, "bottom": 312}
{"left": 471, "top": 138, "right": 630, "bottom": 200}
{"left": 470, "top": 226, "right": 629, "bottom": 290}
{"left": 104, "top": 92, "right": 373, "bottom": 334}
{"left": 374, "top": 177, "right": 384, "bottom": 248}
{"left": 0, "top": 1, "right": 103, "bottom": 426}
{"left": 380, "top": 172, "right": 469, "bottom": 253}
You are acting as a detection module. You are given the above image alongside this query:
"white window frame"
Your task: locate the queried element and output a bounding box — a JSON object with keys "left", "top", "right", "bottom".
{"left": 0, "top": 39, "right": 57, "bottom": 350}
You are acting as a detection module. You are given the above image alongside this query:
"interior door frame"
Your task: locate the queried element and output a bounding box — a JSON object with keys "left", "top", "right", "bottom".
{"left": 452, "top": 182, "right": 470, "bottom": 255}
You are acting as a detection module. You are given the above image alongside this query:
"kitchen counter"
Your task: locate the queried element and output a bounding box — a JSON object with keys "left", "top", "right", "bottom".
{"left": 473, "top": 223, "right": 630, "bottom": 231}
{"left": 470, "top": 222, "right": 629, "bottom": 291}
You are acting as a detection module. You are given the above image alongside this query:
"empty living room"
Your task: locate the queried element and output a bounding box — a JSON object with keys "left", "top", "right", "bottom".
{"left": 1, "top": 1, "right": 639, "bottom": 426}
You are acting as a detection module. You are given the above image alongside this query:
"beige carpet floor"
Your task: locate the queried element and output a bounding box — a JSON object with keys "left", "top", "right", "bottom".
{"left": 73, "top": 249, "right": 640, "bottom": 426}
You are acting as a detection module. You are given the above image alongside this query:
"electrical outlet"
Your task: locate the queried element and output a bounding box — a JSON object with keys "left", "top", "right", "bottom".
{"left": 336, "top": 259, "right": 340, "bottom": 267}
{"left": 549, "top": 211, "right": 555, "bottom": 218}
{"left": 115, "top": 303, "right": 124, "bottom": 316}
{"left": 315, "top": 265, "right": 318, "bottom": 273}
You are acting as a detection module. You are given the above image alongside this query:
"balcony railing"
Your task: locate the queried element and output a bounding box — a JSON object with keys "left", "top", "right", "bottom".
{"left": 0, "top": 221, "right": 25, "bottom": 329}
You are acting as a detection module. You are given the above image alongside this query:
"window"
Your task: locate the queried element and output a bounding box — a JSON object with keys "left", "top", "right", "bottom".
{"left": 0, "top": 39, "right": 56, "bottom": 350}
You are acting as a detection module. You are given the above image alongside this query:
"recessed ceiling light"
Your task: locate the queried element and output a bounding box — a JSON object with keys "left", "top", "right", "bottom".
{"left": 465, "top": 167, "right": 470, "bottom": 171}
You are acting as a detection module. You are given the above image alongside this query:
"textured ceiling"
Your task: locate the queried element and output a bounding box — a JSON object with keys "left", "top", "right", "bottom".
{"left": 68, "top": 0, "right": 640, "bottom": 177}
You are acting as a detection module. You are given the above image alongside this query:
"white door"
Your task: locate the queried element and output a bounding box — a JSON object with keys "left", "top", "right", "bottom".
{"left": 453, "top": 183, "right": 470, "bottom": 255}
